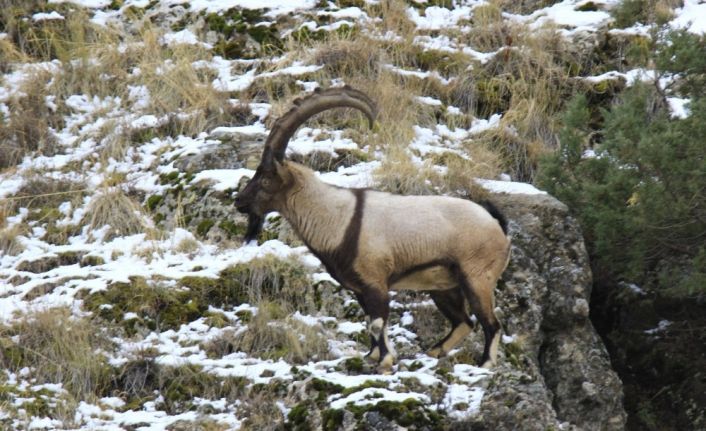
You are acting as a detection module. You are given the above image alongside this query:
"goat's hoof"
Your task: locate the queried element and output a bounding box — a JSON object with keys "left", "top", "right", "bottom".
{"left": 376, "top": 354, "right": 394, "bottom": 375}
{"left": 479, "top": 359, "right": 495, "bottom": 369}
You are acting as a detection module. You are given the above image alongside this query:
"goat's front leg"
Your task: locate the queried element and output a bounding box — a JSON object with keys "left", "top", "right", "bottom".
{"left": 354, "top": 292, "right": 379, "bottom": 361}
{"left": 358, "top": 288, "right": 394, "bottom": 374}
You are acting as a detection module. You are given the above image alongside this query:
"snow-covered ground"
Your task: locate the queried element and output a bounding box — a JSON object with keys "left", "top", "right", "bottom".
{"left": 1, "top": 0, "right": 704, "bottom": 429}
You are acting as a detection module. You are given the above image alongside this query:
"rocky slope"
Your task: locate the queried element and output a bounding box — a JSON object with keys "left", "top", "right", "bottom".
{"left": 6, "top": 0, "right": 703, "bottom": 429}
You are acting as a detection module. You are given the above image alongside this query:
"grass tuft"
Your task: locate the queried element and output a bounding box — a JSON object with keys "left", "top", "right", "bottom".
{"left": 311, "top": 34, "right": 382, "bottom": 78}
{"left": 220, "top": 301, "right": 330, "bottom": 364}
{"left": 374, "top": 145, "right": 499, "bottom": 197}
{"left": 82, "top": 187, "right": 149, "bottom": 241}
{"left": 0, "top": 307, "right": 113, "bottom": 402}
{"left": 0, "top": 69, "right": 61, "bottom": 170}
{"left": 0, "top": 225, "right": 25, "bottom": 256}
{"left": 374, "top": 147, "right": 440, "bottom": 196}
{"left": 226, "top": 255, "right": 318, "bottom": 314}
{"left": 466, "top": 2, "right": 514, "bottom": 52}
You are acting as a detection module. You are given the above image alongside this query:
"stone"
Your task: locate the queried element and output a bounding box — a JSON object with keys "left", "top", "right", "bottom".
{"left": 489, "top": 192, "right": 627, "bottom": 430}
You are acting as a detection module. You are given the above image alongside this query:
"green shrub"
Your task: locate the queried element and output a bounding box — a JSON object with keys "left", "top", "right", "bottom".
{"left": 537, "top": 32, "right": 706, "bottom": 298}
{"left": 655, "top": 29, "right": 706, "bottom": 97}
{"left": 611, "top": 0, "right": 648, "bottom": 28}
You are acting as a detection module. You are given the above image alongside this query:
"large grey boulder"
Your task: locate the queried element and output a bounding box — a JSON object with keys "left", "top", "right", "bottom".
{"left": 475, "top": 192, "right": 627, "bottom": 430}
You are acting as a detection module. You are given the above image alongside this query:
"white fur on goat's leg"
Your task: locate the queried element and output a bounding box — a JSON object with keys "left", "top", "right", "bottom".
{"left": 366, "top": 317, "right": 383, "bottom": 362}
{"left": 376, "top": 319, "right": 395, "bottom": 374}
{"left": 359, "top": 288, "right": 394, "bottom": 373}
{"left": 480, "top": 330, "right": 501, "bottom": 368}
{"left": 368, "top": 317, "right": 395, "bottom": 371}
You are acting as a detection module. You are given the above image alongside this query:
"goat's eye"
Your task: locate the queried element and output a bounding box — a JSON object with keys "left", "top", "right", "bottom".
{"left": 261, "top": 178, "right": 272, "bottom": 188}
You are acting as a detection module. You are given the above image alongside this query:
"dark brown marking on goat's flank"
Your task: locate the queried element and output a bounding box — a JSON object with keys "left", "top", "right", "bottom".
{"left": 387, "top": 259, "right": 454, "bottom": 285}
{"left": 302, "top": 188, "right": 368, "bottom": 292}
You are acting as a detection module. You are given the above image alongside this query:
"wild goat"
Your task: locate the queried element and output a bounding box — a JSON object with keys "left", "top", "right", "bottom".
{"left": 234, "top": 86, "right": 511, "bottom": 372}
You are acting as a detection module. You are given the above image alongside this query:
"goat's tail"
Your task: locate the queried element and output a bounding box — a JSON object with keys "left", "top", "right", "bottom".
{"left": 479, "top": 200, "right": 508, "bottom": 235}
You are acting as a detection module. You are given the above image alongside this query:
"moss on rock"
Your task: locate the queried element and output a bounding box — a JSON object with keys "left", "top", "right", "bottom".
{"left": 16, "top": 251, "right": 84, "bottom": 273}
{"left": 348, "top": 399, "right": 443, "bottom": 430}
{"left": 83, "top": 276, "right": 211, "bottom": 335}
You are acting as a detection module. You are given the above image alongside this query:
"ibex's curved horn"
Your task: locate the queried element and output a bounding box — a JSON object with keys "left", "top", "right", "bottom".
{"left": 261, "top": 85, "right": 377, "bottom": 167}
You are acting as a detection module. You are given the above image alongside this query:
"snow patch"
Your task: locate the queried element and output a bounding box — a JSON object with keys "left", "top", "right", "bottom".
{"left": 32, "top": 11, "right": 65, "bottom": 21}
{"left": 670, "top": 0, "right": 706, "bottom": 34}
{"left": 476, "top": 179, "right": 548, "bottom": 195}
{"left": 191, "top": 168, "right": 255, "bottom": 191}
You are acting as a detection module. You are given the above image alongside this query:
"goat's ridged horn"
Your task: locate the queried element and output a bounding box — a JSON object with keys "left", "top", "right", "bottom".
{"left": 262, "top": 85, "right": 377, "bottom": 166}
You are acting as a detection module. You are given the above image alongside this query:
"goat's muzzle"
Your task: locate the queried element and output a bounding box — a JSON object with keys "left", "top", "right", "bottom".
{"left": 234, "top": 196, "right": 250, "bottom": 214}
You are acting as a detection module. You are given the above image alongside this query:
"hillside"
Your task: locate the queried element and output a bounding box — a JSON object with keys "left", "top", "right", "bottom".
{"left": 1, "top": 0, "right": 704, "bottom": 430}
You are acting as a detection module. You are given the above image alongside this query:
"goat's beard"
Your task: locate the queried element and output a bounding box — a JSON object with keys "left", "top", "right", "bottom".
{"left": 244, "top": 213, "right": 264, "bottom": 243}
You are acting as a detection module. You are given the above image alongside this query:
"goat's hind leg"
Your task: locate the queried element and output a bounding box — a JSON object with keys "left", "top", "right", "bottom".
{"left": 454, "top": 266, "right": 502, "bottom": 368}
{"left": 427, "top": 287, "right": 474, "bottom": 358}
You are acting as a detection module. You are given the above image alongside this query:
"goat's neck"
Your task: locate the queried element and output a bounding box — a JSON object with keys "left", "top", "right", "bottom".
{"left": 278, "top": 164, "right": 356, "bottom": 253}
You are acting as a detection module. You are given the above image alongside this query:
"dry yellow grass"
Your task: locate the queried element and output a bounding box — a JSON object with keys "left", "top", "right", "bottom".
{"left": 312, "top": 35, "right": 382, "bottom": 78}
{"left": 373, "top": 0, "right": 417, "bottom": 40}
{"left": 475, "top": 127, "right": 546, "bottom": 182}
{"left": 235, "top": 255, "right": 317, "bottom": 313}
{"left": 1, "top": 3, "right": 97, "bottom": 61}
{"left": 0, "top": 35, "right": 31, "bottom": 68}
{"left": 237, "top": 383, "right": 288, "bottom": 430}
{"left": 81, "top": 187, "right": 149, "bottom": 241}
{"left": 0, "top": 224, "right": 25, "bottom": 256}
{"left": 222, "top": 300, "right": 330, "bottom": 364}
{"left": 96, "top": 120, "right": 132, "bottom": 163}
{"left": 0, "top": 69, "right": 61, "bottom": 169}
{"left": 374, "top": 144, "right": 499, "bottom": 198}
{"left": 174, "top": 236, "right": 200, "bottom": 254}
{"left": 11, "top": 175, "right": 87, "bottom": 214}
{"left": 133, "top": 28, "right": 228, "bottom": 136}
{"left": 465, "top": 2, "right": 515, "bottom": 52}
{"left": 259, "top": 12, "right": 437, "bottom": 154}
{"left": 0, "top": 194, "right": 17, "bottom": 230}
{"left": 2, "top": 175, "right": 87, "bottom": 245}
{"left": 374, "top": 146, "right": 440, "bottom": 195}
{"left": 435, "top": 150, "right": 500, "bottom": 197}
{"left": 0, "top": 307, "right": 113, "bottom": 402}
{"left": 465, "top": 24, "right": 585, "bottom": 180}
